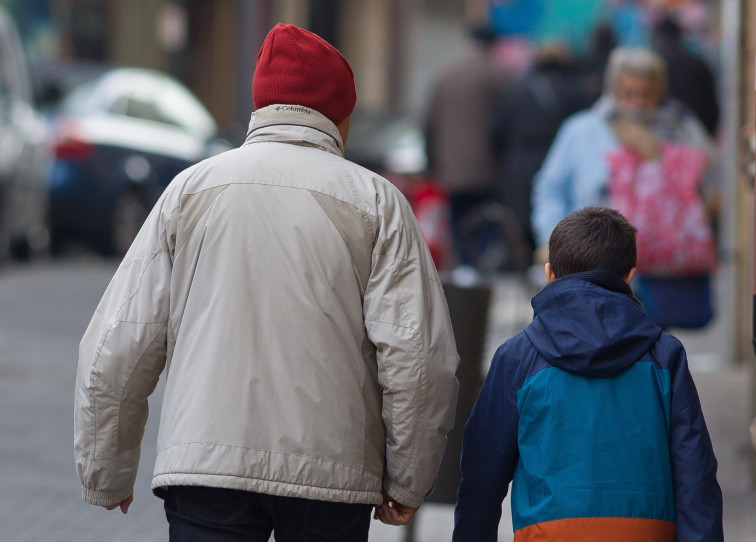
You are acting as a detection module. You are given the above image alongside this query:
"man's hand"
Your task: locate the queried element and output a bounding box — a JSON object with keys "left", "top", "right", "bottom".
{"left": 104, "top": 495, "right": 133, "bottom": 514}
{"left": 373, "top": 490, "right": 418, "bottom": 526}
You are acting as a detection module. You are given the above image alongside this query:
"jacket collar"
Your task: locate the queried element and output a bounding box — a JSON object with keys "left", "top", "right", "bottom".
{"left": 551, "top": 270, "right": 640, "bottom": 304}
{"left": 244, "top": 105, "right": 344, "bottom": 157}
{"left": 528, "top": 270, "right": 660, "bottom": 378}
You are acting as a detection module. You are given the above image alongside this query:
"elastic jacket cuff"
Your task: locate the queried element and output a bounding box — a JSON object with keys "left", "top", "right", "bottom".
{"left": 82, "top": 486, "right": 133, "bottom": 507}
{"left": 385, "top": 480, "right": 424, "bottom": 509}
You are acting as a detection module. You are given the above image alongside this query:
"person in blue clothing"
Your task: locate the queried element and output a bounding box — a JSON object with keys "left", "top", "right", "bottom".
{"left": 530, "top": 46, "right": 718, "bottom": 330}
{"left": 453, "top": 206, "right": 723, "bottom": 541}
{"left": 530, "top": 47, "right": 715, "bottom": 256}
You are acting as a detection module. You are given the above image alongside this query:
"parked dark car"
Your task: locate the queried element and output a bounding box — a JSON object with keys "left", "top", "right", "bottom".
{"left": 0, "top": 8, "right": 52, "bottom": 260}
{"left": 46, "top": 67, "right": 231, "bottom": 255}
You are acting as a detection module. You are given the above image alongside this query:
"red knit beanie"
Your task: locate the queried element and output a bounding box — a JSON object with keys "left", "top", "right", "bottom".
{"left": 253, "top": 24, "right": 357, "bottom": 126}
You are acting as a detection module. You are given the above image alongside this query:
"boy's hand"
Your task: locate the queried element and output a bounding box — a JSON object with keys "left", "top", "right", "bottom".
{"left": 104, "top": 495, "right": 133, "bottom": 514}
{"left": 373, "top": 490, "right": 417, "bottom": 525}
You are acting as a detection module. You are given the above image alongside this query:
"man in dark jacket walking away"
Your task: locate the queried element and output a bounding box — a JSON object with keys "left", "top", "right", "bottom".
{"left": 492, "top": 42, "right": 594, "bottom": 258}
{"left": 424, "top": 25, "right": 509, "bottom": 269}
{"left": 453, "top": 206, "right": 723, "bottom": 541}
{"left": 653, "top": 14, "right": 719, "bottom": 136}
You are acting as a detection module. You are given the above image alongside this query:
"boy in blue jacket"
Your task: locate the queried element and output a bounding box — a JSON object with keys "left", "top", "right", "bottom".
{"left": 453, "top": 206, "right": 723, "bottom": 541}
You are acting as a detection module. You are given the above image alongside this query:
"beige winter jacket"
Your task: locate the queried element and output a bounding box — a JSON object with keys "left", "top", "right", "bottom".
{"left": 75, "top": 105, "right": 460, "bottom": 510}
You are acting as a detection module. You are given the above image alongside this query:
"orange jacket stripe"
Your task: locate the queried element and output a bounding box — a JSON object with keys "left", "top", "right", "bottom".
{"left": 514, "top": 516, "right": 676, "bottom": 542}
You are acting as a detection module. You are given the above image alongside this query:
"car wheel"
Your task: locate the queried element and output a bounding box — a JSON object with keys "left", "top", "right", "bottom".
{"left": 108, "top": 191, "right": 149, "bottom": 257}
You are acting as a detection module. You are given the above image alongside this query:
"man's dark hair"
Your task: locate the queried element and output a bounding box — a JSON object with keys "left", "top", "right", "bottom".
{"left": 548, "top": 206, "right": 637, "bottom": 278}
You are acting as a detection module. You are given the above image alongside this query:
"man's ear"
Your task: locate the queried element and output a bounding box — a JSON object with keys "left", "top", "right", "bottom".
{"left": 545, "top": 263, "right": 557, "bottom": 284}
{"left": 624, "top": 267, "right": 636, "bottom": 285}
{"left": 337, "top": 116, "right": 351, "bottom": 147}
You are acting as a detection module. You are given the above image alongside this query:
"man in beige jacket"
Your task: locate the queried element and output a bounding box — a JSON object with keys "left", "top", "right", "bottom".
{"left": 74, "top": 23, "right": 459, "bottom": 541}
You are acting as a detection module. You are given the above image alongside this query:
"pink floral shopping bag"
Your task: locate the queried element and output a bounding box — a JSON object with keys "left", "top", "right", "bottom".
{"left": 608, "top": 143, "right": 717, "bottom": 277}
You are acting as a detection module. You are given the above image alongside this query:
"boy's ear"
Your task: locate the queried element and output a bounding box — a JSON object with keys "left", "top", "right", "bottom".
{"left": 624, "top": 267, "right": 636, "bottom": 285}
{"left": 545, "top": 263, "right": 557, "bottom": 284}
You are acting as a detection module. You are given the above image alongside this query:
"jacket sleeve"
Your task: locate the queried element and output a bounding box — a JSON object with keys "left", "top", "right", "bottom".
{"left": 363, "top": 188, "right": 460, "bottom": 509}
{"left": 666, "top": 339, "right": 724, "bottom": 541}
{"left": 74, "top": 201, "right": 173, "bottom": 507}
{"left": 453, "top": 344, "right": 519, "bottom": 542}
{"left": 530, "top": 118, "right": 578, "bottom": 247}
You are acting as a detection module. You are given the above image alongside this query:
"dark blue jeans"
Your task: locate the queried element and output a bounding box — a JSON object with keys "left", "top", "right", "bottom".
{"left": 163, "top": 486, "right": 373, "bottom": 541}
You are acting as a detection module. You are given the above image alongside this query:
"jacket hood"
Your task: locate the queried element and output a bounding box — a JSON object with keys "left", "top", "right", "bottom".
{"left": 525, "top": 271, "right": 661, "bottom": 377}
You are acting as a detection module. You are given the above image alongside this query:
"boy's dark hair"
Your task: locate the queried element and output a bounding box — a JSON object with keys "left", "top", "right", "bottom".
{"left": 548, "top": 206, "right": 637, "bottom": 278}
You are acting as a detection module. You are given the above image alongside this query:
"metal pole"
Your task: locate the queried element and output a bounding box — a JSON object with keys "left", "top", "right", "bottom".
{"left": 719, "top": 0, "right": 740, "bottom": 367}
{"left": 752, "top": 48, "right": 756, "bottom": 483}
{"left": 720, "top": 0, "right": 753, "bottom": 487}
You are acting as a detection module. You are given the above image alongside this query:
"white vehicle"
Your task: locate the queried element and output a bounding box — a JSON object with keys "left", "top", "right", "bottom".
{"left": 0, "top": 7, "right": 51, "bottom": 260}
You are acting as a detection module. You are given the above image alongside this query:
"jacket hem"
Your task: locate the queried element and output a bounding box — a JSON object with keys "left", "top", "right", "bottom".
{"left": 152, "top": 473, "right": 383, "bottom": 505}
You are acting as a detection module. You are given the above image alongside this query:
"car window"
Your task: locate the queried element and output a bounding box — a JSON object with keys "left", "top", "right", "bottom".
{"left": 64, "top": 69, "right": 217, "bottom": 139}
{"left": 148, "top": 77, "right": 216, "bottom": 138}
{"left": 122, "top": 94, "right": 182, "bottom": 128}
{"left": 105, "top": 71, "right": 215, "bottom": 137}
{"left": 59, "top": 69, "right": 217, "bottom": 139}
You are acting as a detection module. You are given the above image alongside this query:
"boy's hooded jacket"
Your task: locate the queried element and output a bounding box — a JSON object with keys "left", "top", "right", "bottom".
{"left": 453, "top": 271, "right": 723, "bottom": 542}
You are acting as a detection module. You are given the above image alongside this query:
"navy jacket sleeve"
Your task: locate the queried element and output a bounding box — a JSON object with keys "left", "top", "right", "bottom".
{"left": 665, "top": 338, "right": 724, "bottom": 541}
{"left": 453, "top": 343, "right": 520, "bottom": 542}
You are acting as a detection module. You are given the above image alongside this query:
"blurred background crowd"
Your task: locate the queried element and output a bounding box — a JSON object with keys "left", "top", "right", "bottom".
{"left": 1, "top": 0, "right": 755, "bottom": 475}
{"left": 0, "top": 0, "right": 729, "bottom": 258}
